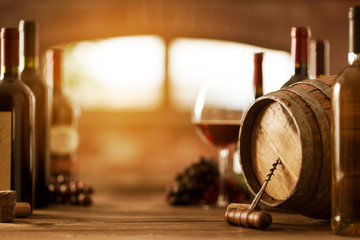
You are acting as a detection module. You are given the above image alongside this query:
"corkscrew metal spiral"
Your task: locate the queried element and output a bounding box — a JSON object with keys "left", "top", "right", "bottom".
{"left": 249, "top": 158, "right": 281, "bottom": 210}
{"left": 225, "top": 158, "right": 281, "bottom": 229}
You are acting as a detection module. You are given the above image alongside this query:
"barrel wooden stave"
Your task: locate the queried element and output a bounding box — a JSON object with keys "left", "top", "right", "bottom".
{"left": 284, "top": 81, "right": 332, "bottom": 218}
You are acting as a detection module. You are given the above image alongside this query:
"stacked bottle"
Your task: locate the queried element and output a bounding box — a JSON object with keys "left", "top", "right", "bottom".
{"left": 47, "top": 48, "right": 80, "bottom": 182}
{"left": 309, "top": 39, "right": 330, "bottom": 79}
{"left": 0, "top": 28, "right": 35, "bottom": 211}
{"left": 282, "top": 27, "right": 311, "bottom": 88}
{"left": 332, "top": 5, "right": 360, "bottom": 237}
{"left": 19, "top": 20, "right": 50, "bottom": 208}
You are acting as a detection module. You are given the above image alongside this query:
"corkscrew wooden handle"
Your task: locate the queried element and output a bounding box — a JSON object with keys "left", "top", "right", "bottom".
{"left": 225, "top": 208, "right": 272, "bottom": 229}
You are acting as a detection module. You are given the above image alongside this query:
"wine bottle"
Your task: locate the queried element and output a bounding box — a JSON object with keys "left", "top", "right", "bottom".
{"left": 0, "top": 28, "right": 35, "bottom": 210}
{"left": 253, "top": 52, "right": 263, "bottom": 98}
{"left": 281, "top": 27, "right": 311, "bottom": 88}
{"left": 331, "top": 6, "right": 360, "bottom": 236}
{"left": 46, "top": 48, "right": 79, "bottom": 181}
{"left": 309, "top": 39, "right": 330, "bottom": 79}
{"left": 19, "top": 20, "right": 50, "bottom": 208}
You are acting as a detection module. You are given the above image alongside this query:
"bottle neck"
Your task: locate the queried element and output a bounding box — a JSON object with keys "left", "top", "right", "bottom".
{"left": 46, "top": 48, "right": 63, "bottom": 93}
{"left": 19, "top": 20, "right": 38, "bottom": 72}
{"left": 1, "top": 28, "right": 20, "bottom": 80}
{"left": 291, "top": 37, "right": 309, "bottom": 77}
{"left": 294, "top": 62, "right": 308, "bottom": 77}
{"left": 349, "top": 6, "right": 360, "bottom": 65}
{"left": 50, "top": 68, "right": 63, "bottom": 93}
{"left": 22, "top": 56, "right": 38, "bottom": 71}
{"left": 253, "top": 52, "right": 263, "bottom": 98}
{"left": 290, "top": 27, "right": 310, "bottom": 77}
{"left": 310, "top": 39, "right": 330, "bottom": 78}
{"left": 1, "top": 66, "right": 19, "bottom": 79}
{"left": 53, "top": 81, "right": 62, "bottom": 93}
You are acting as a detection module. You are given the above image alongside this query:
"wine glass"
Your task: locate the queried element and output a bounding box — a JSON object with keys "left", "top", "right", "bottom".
{"left": 192, "top": 82, "right": 254, "bottom": 207}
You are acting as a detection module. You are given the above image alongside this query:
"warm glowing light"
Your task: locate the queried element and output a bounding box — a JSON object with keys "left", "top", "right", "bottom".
{"left": 169, "top": 38, "right": 291, "bottom": 110}
{"left": 63, "top": 36, "right": 291, "bottom": 111}
{"left": 63, "top": 35, "right": 165, "bottom": 111}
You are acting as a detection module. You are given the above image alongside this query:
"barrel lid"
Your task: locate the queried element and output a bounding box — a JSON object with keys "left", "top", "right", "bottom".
{"left": 239, "top": 90, "right": 318, "bottom": 209}
{"left": 249, "top": 100, "right": 302, "bottom": 202}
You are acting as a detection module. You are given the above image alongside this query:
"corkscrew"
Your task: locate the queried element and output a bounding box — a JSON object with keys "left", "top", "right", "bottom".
{"left": 225, "top": 158, "right": 281, "bottom": 229}
{"left": 249, "top": 158, "right": 281, "bottom": 210}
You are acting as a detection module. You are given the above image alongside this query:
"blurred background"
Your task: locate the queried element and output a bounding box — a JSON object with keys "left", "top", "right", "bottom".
{"left": 0, "top": 0, "right": 357, "bottom": 195}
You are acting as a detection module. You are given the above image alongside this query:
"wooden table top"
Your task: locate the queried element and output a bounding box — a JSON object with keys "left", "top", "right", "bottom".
{"left": 0, "top": 192, "right": 350, "bottom": 240}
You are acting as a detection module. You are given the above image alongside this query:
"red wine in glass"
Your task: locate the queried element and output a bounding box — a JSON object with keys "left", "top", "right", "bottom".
{"left": 193, "top": 120, "right": 241, "bottom": 147}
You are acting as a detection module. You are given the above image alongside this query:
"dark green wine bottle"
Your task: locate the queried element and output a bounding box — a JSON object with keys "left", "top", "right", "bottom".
{"left": 281, "top": 27, "right": 311, "bottom": 88}
{"left": 19, "top": 20, "right": 50, "bottom": 208}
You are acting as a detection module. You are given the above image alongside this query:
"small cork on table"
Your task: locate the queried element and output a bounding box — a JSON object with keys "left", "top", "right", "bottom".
{"left": 0, "top": 190, "right": 16, "bottom": 223}
{"left": 15, "top": 202, "right": 30, "bottom": 218}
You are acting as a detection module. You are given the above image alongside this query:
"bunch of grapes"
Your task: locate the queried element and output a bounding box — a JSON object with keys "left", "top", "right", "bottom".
{"left": 48, "top": 175, "right": 94, "bottom": 206}
{"left": 165, "top": 156, "right": 251, "bottom": 206}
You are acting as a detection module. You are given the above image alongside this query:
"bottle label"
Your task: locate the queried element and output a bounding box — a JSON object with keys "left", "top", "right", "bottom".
{"left": 0, "top": 112, "right": 12, "bottom": 190}
{"left": 50, "top": 125, "right": 79, "bottom": 155}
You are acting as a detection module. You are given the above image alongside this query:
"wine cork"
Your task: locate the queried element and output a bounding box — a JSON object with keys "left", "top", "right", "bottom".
{"left": 15, "top": 202, "right": 30, "bottom": 218}
{"left": 0, "top": 190, "right": 16, "bottom": 223}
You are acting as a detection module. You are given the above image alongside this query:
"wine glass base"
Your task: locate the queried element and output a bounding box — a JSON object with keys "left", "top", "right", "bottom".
{"left": 217, "top": 198, "right": 228, "bottom": 207}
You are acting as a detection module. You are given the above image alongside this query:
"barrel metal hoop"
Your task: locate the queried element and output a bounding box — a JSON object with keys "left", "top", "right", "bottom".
{"left": 239, "top": 97, "right": 277, "bottom": 196}
{"left": 283, "top": 87, "right": 331, "bottom": 216}
{"left": 289, "top": 80, "right": 332, "bottom": 100}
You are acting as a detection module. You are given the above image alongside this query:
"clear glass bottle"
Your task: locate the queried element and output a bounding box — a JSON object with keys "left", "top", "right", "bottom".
{"left": 281, "top": 26, "right": 311, "bottom": 88}
{"left": 0, "top": 28, "right": 35, "bottom": 211}
{"left": 46, "top": 48, "right": 80, "bottom": 181}
{"left": 332, "top": 6, "right": 360, "bottom": 236}
{"left": 19, "top": 20, "right": 49, "bottom": 208}
{"left": 253, "top": 52, "right": 264, "bottom": 98}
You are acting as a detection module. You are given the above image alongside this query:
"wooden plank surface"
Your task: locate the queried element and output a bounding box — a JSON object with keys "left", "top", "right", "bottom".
{"left": 251, "top": 101, "right": 301, "bottom": 200}
{"left": 0, "top": 192, "right": 346, "bottom": 240}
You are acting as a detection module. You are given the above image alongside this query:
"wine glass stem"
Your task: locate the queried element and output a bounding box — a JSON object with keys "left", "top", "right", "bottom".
{"left": 218, "top": 147, "right": 229, "bottom": 207}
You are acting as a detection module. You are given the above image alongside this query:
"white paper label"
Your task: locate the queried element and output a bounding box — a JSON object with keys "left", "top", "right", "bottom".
{"left": 50, "top": 125, "right": 79, "bottom": 155}
{"left": 0, "top": 112, "right": 11, "bottom": 190}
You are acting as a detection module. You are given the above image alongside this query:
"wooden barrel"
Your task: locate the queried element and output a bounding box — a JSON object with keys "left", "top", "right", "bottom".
{"left": 239, "top": 76, "right": 335, "bottom": 219}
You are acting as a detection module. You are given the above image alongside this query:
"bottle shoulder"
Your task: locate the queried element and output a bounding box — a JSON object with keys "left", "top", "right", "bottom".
{"left": 336, "top": 63, "right": 360, "bottom": 88}
{"left": 21, "top": 70, "right": 47, "bottom": 88}
{"left": 53, "top": 93, "right": 73, "bottom": 107}
{"left": 0, "top": 78, "right": 35, "bottom": 111}
{"left": 0, "top": 77, "right": 35, "bottom": 98}
{"left": 52, "top": 93, "right": 79, "bottom": 118}
{"left": 52, "top": 94, "right": 78, "bottom": 125}
{"left": 21, "top": 79, "right": 47, "bottom": 102}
